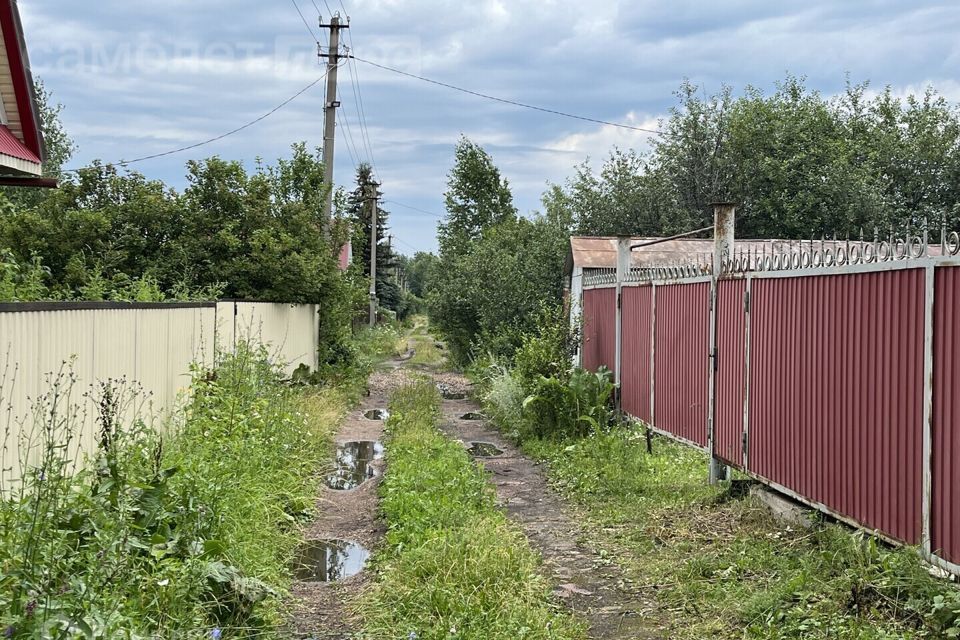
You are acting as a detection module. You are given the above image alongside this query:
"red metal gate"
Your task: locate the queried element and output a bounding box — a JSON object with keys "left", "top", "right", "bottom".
{"left": 715, "top": 279, "right": 747, "bottom": 467}
{"left": 654, "top": 282, "right": 710, "bottom": 447}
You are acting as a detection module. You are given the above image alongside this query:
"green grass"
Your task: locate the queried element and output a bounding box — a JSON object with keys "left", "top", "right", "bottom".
{"left": 521, "top": 424, "right": 960, "bottom": 639}
{"left": 0, "top": 344, "right": 349, "bottom": 639}
{"left": 358, "top": 380, "right": 586, "bottom": 640}
{"left": 406, "top": 316, "right": 446, "bottom": 369}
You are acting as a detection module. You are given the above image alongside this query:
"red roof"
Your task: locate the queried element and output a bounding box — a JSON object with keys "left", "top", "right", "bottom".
{"left": 0, "top": 122, "right": 39, "bottom": 164}
{"left": 0, "top": 0, "right": 44, "bottom": 166}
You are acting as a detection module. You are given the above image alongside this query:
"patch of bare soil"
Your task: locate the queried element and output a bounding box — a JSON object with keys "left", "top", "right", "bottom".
{"left": 437, "top": 374, "right": 668, "bottom": 640}
{"left": 287, "top": 364, "right": 410, "bottom": 639}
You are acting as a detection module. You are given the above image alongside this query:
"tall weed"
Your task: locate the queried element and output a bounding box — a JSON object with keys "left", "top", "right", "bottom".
{"left": 0, "top": 344, "right": 334, "bottom": 639}
{"left": 520, "top": 367, "right": 616, "bottom": 440}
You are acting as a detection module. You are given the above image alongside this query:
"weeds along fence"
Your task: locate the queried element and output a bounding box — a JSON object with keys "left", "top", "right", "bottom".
{"left": 580, "top": 208, "right": 960, "bottom": 577}
{"left": 0, "top": 300, "right": 320, "bottom": 487}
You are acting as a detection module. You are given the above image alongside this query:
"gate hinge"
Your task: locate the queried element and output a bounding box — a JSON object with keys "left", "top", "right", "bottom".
{"left": 712, "top": 347, "right": 718, "bottom": 372}
{"left": 744, "top": 290, "right": 751, "bottom": 313}
{"left": 742, "top": 430, "right": 748, "bottom": 455}
{"left": 617, "top": 292, "right": 622, "bottom": 310}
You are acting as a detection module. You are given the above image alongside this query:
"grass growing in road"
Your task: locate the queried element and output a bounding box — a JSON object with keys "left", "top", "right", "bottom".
{"left": 358, "top": 380, "right": 586, "bottom": 640}
{"left": 406, "top": 316, "right": 446, "bottom": 369}
{"left": 523, "top": 424, "right": 960, "bottom": 639}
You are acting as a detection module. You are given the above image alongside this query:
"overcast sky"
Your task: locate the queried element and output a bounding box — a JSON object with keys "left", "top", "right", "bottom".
{"left": 21, "top": 0, "right": 960, "bottom": 254}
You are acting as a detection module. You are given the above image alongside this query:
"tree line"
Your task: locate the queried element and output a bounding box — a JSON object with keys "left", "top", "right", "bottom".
{"left": 0, "top": 82, "right": 419, "bottom": 371}
{"left": 426, "top": 76, "right": 960, "bottom": 365}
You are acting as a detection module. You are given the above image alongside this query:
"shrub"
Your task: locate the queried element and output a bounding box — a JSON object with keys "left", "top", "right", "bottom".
{"left": 482, "top": 364, "right": 526, "bottom": 439}
{"left": 511, "top": 304, "right": 578, "bottom": 392}
{"left": 521, "top": 367, "right": 616, "bottom": 440}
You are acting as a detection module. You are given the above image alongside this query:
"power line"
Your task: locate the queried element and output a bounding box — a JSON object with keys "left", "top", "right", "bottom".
{"left": 65, "top": 71, "right": 330, "bottom": 171}
{"left": 344, "top": 52, "right": 377, "bottom": 174}
{"left": 338, "top": 99, "right": 363, "bottom": 172}
{"left": 289, "top": 0, "right": 320, "bottom": 44}
{"left": 308, "top": 0, "right": 330, "bottom": 48}
{"left": 343, "top": 23, "right": 378, "bottom": 174}
{"left": 311, "top": 0, "right": 333, "bottom": 20}
{"left": 353, "top": 56, "right": 665, "bottom": 136}
{"left": 336, "top": 1, "right": 380, "bottom": 181}
{"left": 392, "top": 236, "right": 420, "bottom": 253}
{"left": 384, "top": 199, "right": 445, "bottom": 219}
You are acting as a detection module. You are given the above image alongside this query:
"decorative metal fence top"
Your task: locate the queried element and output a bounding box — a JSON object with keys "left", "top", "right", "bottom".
{"left": 625, "top": 257, "right": 712, "bottom": 283}
{"left": 583, "top": 268, "right": 617, "bottom": 287}
{"left": 724, "top": 227, "right": 945, "bottom": 275}
{"left": 582, "top": 222, "right": 960, "bottom": 287}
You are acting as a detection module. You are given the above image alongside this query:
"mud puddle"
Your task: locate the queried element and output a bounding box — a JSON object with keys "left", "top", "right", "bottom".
{"left": 293, "top": 539, "right": 370, "bottom": 582}
{"left": 325, "top": 441, "right": 385, "bottom": 491}
{"left": 467, "top": 441, "right": 503, "bottom": 457}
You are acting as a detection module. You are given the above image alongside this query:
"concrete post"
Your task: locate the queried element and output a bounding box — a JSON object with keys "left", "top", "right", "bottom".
{"left": 614, "top": 237, "right": 631, "bottom": 411}
{"left": 713, "top": 202, "right": 736, "bottom": 276}
{"left": 709, "top": 203, "right": 736, "bottom": 484}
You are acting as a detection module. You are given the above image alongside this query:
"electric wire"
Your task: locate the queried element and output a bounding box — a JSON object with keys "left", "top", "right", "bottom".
{"left": 289, "top": 0, "right": 320, "bottom": 44}
{"left": 338, "top": 102, "right": 363, "bottom": 174}
{"left": 392, "top": 235, "right": 420, "bottom": 253}
{"left": 353, "top": 56, "right": 665, "bottom": 136}
{"left": 341, "top": 20, "right": 379, "bottom": 177}
{"left": 344, "top": 54, "right": 377, "bottom": 176}
{"left": 309, "top": 0, "right": 330, "bottom": 48}
{"left": 64, "top": 71, "right": 331, "bottom": 171}
{"left": 384, "top": 199, "right": 445, "bottom": 219}
{"left": 328, "top": 56, "right": 362, "bottom": 174}
{"left": 311, "top": 0, "right": 333, "bottom": 20}
{"left": 336, "top": 0, "right": 380, "bottom": 182}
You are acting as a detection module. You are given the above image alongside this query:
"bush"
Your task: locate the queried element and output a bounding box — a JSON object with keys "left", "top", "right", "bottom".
{"left": 511, "top": 304, "right": 578, "bottom": 392}
{"left": 482, "top": 364, "right": 526, "bottom": 439}
{"left": 520, "top": 367, "right": 616, "bottom": 440}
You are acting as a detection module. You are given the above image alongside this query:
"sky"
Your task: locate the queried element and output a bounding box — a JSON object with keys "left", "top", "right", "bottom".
{"left": 21, "top": 0, "right": 960, "bottom": 255}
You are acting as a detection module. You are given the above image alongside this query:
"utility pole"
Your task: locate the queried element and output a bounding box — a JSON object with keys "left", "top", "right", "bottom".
{"left": 386, "top": 235, "right": 394, "bottom": 283}
{"left": 368, "top": 179, "right": 380, "bottom": 327}
{"left": 320, "top": 15, "right": 348, "bottom": 232}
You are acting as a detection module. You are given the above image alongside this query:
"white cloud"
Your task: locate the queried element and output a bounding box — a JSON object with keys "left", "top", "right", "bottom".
{"left": 23, "top": 0, "right": 960, "bottom": 253}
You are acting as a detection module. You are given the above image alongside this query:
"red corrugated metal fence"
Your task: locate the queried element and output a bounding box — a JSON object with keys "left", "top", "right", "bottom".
{"left": 621, "top": 286, "right": 653, "bottom": 423}
{"left": 749, "top": 270, "right": 924, "bottom": 544}
{"left": 933, "top": 267, "right": 960, "bottom": 562}
{"left": 582, "top": 259, "right": 960, "bottom": 569}
{"left": 582, "top": 287, "right": 616, "bottom": 374}
{"left": 653, "top": 283, "right": 710, "bottom": 447}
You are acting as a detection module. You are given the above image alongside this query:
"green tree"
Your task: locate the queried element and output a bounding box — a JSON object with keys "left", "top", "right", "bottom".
{"left": 437, "top": 136, "right": 516, "bottom": 257}
{"left": 402, "top": 251, "right": 439, "bottom": 298}
{"left": 556, "top": 75, "right": 960, "bottom": 241}
{"left": 346, "top": 163, "right": 401, "bottom": 312}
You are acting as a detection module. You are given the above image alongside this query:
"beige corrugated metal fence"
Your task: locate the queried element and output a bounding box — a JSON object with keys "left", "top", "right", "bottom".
{"left": 0, "top": 301, "right": 319, "bottom": 488}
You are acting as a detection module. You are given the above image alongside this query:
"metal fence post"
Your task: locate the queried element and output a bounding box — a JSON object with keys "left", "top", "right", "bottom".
{"left": 922, "top": 264, "right": 935, "bottom": 559}
{"left": 709, "top": 203, "right": 736, "bottom": 484}
{"left": 615, "top": 237, "right": 631, "bottom": 412}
